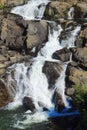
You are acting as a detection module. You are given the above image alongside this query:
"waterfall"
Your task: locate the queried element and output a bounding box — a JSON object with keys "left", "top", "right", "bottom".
{"left": 3, "top": 0, "right": 81, "bottom": 129}
{"left": 11, "top": 0, "right": 50, "bottom": 20}
{"left": 5, "top": 24, "right": 81, "bottom": 129}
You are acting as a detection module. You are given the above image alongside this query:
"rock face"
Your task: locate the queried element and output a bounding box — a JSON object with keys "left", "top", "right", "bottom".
{"left": 0, "top": 13, "right": 48, "bottom": 55}
{"left": 42, "top": 61, "right": 63, "bottom": 89}
{"left": 44, "top": 1, "right": 70, "bottom": 20}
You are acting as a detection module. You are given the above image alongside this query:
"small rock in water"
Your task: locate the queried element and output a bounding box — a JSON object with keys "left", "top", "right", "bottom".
{"left": 23, "top": 96, "right": 36, "bottom": 112}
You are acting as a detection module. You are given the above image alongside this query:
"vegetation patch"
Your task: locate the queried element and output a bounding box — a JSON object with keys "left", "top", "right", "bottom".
{"left": 72, "top": 85, "right": 87, "bottom": 128}
{"left": 0, "top": 4, "right": 4, "bottom": 10}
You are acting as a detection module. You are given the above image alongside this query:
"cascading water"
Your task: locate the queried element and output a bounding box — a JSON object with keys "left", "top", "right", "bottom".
{"left": 5, "top": 24, "right": 81, "bottom": 129}
{"left": 11, "top": 0, "right": 50, "bottom": 20}
{"left": 61, "top": 26, "right": 81, "bottom": 48}
{"left": 68, "top": 7, "right": 74, "bottom": 20}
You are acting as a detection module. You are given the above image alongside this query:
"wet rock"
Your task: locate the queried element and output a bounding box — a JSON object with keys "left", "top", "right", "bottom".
{"left": 53, "top": 90, "right": 65, "bottom": 112}
{"left": 44, "top": 1, "right": 70, "bottom": 20}
{"left": 52, "top": 48, "right": 71, "bottom": 62}
{"left": 0, "top": 79, "right": 13, "bottom": 107}
{"left": 23, "top": 96, "right": 35, "bottom": 112}
{"left": 42, "top": 61, "right": 63, "bottom": 89}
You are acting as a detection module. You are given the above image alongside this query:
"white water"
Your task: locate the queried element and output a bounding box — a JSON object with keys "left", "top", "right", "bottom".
{"left": 61, "top": 26, "right": 81, "bottom": 48}
{"left": 14, "top": 111, "right": 48, "bottom": 129}
{"left": 55, "top": 64, "right": 68, "bottom": 107}
{"left": 11, "top": 0, "right": 50, "bottom": 20}
{"left": 68, "top": 7, "right": 74, "bottom": 20}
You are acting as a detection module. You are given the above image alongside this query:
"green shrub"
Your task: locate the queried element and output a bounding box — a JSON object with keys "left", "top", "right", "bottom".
{"left": 72, "top": 85, "right": 87, "bottom": 128}
{"left": 0, "top": 4, "right": 4, "bottom": 10}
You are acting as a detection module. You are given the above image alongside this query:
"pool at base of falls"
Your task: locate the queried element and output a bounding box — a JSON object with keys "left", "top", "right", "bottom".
{"left": 0, "top": 106, "right": 80, "bottom": 130}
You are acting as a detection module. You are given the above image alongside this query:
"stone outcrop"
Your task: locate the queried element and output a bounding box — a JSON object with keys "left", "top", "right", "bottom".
{"left": 44, "top": 1, "right": 70, "bottom": 20}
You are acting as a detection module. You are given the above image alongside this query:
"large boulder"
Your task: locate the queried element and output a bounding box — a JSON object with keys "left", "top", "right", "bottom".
{"left": 42, "top": 61, "right": 63, "bottom": 89}
{"left": 65, "top": 62, "right": 87, "bottom": 96}
{"left": 52, "top": 48, "right": 71, "bottom": 62}
{"left": 27, "top": 20, "right": 48, "bottom": 55}
{"left": 72, "top": 47, "right": 87, "bottom": 69}
{"left": 44, "top": 1, "right": 70, "bottom": 20}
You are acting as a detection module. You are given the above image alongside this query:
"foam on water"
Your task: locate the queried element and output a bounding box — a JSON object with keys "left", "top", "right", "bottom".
{"left": 14, "top": 111, "right": 48, "bottom": 129}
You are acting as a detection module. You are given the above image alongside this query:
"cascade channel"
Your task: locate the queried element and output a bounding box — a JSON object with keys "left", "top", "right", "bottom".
{"left": 0, "top": 0, "right": 82, "bottom": 130}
